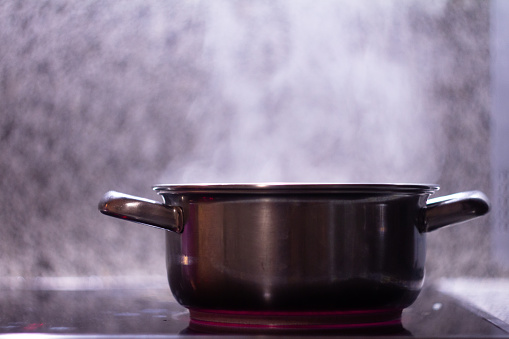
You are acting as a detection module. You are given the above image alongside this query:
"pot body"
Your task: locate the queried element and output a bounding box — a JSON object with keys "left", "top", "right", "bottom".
{"left": 163, "top": 192, "right": 428, "bottom": 312}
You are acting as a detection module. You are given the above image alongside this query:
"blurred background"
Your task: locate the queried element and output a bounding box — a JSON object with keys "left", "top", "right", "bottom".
{"left": 0, "top": 0, "right": 507, "bottom": 283}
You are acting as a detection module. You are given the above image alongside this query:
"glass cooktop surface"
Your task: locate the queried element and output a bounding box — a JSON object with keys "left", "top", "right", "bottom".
{"left": 0, "top": 278, "right": 508, "bottom": 338}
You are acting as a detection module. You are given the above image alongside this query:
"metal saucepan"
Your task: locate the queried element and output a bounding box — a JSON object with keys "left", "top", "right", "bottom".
{"left": 98, "top": 183, "right": 489, "bottom": 330}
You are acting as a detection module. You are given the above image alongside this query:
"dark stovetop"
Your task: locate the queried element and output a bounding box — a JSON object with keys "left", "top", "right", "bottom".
{"left": 0, "top": 282, "right": 508, "bottom": 338}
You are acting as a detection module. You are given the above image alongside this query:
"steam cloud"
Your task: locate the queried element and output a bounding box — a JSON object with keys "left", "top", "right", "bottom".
{"left": 161, "top": 0, "right": 447, "bottom": 184}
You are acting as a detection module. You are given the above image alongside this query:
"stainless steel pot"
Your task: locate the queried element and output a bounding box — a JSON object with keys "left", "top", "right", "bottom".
{"left": 99, "top": 184, "right": 489, "bottom": 330}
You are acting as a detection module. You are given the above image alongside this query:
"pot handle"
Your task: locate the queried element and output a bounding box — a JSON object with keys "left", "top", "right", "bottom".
{"left": 422, "top": 190, "right": 490, "bottom": 233}
{"left": 98, "top": 191, "right": 184, "bottom": 233}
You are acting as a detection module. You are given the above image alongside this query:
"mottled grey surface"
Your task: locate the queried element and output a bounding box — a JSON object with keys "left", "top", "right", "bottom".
{"left": 0, "top": 0, "right": 503, "bottom": 279}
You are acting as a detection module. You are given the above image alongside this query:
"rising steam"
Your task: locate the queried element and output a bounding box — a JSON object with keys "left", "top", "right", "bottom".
{"left": 161, "top": 0, "right": 447, "bottom": 184}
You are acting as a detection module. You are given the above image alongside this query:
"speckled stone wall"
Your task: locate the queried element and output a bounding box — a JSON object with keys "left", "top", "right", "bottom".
{"left": 0, "top": 0, "right": 503, "bottom": 280}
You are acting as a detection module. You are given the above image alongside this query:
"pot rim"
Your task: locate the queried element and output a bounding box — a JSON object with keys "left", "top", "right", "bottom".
{"left": 153, "top": 183, "right": 440, "bottom": 195}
